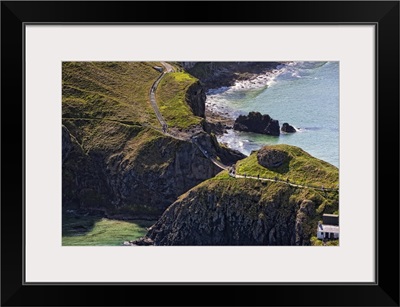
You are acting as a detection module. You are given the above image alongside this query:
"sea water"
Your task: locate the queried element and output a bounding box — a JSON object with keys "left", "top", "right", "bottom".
{"left": 206, "top": 61, "right": 339, "bottom": 167}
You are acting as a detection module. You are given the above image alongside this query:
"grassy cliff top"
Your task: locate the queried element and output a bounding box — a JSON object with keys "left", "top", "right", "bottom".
{"left": 174, "top": 144, "right": 339, "bottom": 245}
{"left": 235, "top": 144, "right": 339, "bottom": 189}
{"left": 62, "top": 62, "right": 196, "bottom": 162}
{"left": 156, "top": 72, "right": 203, "bottom": 129}
{"left": 63, "top": 62, "right": 203, "bottom": 131}
{"left": 188, "top": 144, "right": 339, "bottom": 212}
{"left": 62, "top": 61, "right": 161, "bottom": 125}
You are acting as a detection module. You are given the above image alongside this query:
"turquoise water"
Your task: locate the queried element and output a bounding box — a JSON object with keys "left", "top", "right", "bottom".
{"left": 206, "top": 62, "right": 339, "bottom": 167}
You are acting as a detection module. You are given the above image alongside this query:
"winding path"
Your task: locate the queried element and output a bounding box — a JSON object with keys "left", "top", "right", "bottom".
{"left": 148, "top": 62, "right": 338, "bottom": 192}
{"left": 232, "top": 173, "right": 338, "bottom": 192}
{"left": 148, "top": 62, "right": 231, "bottom": 170}
{"left": 149, "top": 64, "right": 169, "bottom": 131}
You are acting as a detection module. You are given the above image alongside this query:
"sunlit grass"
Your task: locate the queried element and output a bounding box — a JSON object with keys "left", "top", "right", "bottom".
{"left": 236, "top": 144, "right": 339, "bottom": 189}
{"left": 62, "top": 61, "right": 160, "bottom": 125}
{"left": 310, "top": 236, "right": 339, "bottom": 246}
{"left": 156, "top": 72, "right": 203, "bottom": 129}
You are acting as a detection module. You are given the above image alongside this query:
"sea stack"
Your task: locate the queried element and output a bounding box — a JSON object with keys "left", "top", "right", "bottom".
{"left": 233, "top": 111, "right": 280, "bottom": 136}
{"left": 281, "top": 123, "right": 297, "bottom": 133}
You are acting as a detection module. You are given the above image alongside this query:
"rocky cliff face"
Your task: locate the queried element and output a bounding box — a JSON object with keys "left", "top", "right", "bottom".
{"left": 234, "top": 111, "right": 280, "bottom": 136}
{"left": 192, "top": 132, "right": 246, "bottom": 165}
{"left": 146, "top": 179, "right": 335, "bottom": 245}
{"left": 180, "top": 62, "right": 197, "bottom": 70}
{"left": 62, "top": 121, "right": 228, "bottom": 219}
{"left": 143, "top": 144, "right": 339, "bottom": 245}
{"left": 186, "top": 81, "right": 206, "bottom": 118}
{"left": 62, "top": 124, "right": 111, "bottom": 211}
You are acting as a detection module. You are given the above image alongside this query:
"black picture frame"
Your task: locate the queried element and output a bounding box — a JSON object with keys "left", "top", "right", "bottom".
{"left": 1, "top": 1, "right": 399, "bottom": 306}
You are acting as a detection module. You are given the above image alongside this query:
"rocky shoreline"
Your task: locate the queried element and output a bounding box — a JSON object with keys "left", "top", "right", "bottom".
{"left": 187, "top": 62, "right": 289, "bottom": 137}
{"left": 182, "top": 62, "right": 282, "bottom": 90}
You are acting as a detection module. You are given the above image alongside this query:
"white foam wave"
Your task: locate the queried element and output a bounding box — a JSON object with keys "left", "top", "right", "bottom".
{"left": 206, "top": 62, "right": 329, "bottom": 118}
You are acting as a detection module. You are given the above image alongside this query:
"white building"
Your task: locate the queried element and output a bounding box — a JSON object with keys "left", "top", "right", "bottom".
{"left": 317, "top": 214, "right": 339, "bottom": 240}
{"left": 317, "top": 223, "right": 339, "bottom": 240}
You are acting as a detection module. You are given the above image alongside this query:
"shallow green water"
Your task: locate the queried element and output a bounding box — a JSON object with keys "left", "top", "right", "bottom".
{"left": 62, "top": 215, "right": 155, "bottom": 246}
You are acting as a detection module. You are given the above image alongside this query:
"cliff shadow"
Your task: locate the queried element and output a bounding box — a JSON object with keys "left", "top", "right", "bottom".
{"left": 62, "top": 212, "right": 104, "bottom": 237}
{"left": 62, "top": 212, "right": 156, "bottom": 246}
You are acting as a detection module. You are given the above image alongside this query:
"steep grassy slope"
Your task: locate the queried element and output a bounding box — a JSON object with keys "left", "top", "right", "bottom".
{"left": 156, "top": 72, "right": 204, "bottom": 129}
{"left": 63, "top": 62, "right": 160, "bottom": 125}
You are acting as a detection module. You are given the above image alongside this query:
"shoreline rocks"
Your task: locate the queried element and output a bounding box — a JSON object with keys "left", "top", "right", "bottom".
{"left": 183, "top": 62, "right": 282, "bottom": 91}
{"left": 233, "top": 111, "right": 280, "bottom": 136}
{"left": 281, "top": 122, "right": 296, "bottom": 133}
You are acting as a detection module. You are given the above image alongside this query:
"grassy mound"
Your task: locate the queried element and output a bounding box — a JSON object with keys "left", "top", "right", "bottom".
{"left": 236, "top": 144, "right": 339, "bottom": 189}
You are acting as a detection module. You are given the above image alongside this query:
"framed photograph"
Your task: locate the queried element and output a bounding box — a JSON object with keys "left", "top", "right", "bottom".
{"left": 1, "top": 1, "right": 399, "bottom": 306}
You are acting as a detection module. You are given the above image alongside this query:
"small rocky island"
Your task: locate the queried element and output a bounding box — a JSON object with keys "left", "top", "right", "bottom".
{"left": 281, "top": 122, "right": 297, "bottom": 133}
{"left": 233, "top": 112, "right": 297, "bottom": 136}
{"left": 233, "top": 111, "right": 280, "bottom": 136}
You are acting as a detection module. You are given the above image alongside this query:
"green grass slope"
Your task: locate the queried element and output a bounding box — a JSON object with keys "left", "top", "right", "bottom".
{"left": 156, "top": 72, "right": 203, "bottom": 129}
{"left": 62, "top": 61, "right": 160, "bottom": 125}
{"left": 235, "top": 144, "right": 339, "bottom": 189}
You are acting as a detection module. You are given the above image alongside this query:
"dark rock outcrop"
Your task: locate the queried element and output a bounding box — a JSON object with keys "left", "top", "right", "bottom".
{"left": 130, "top": 237, "right": 154, "bottom": 246}
{"left": 62, "top": 124, "right": 222, "bottom": 219}
{"left": 281, "top": 123, "right": 296, "bottom": 133}
{"left": 62, "top": 122, "right": 246, "bottom": 219}
{"left": 62, "top": 124, "right": 111, "bottom": 211}
{"left": 146, "top": 182, "right": 321, "bottom": 246}
{"left": 295, "top": 200, "right": 315, "bottom": 245}
{"left": 191, "top": 132, "right": 246, "bottom": 166}
{"left": 186, "top": 81, "right": 206, "bottom": 118}
{"left": 234, "top": 111, "right": 280, "bottom": 136}
{"left": 257, "top": 147, "right": 290, "bottom": 169}
{"left": 62, "top": 125, "right": 72, "bottom": 163}
{"left": 203, "top": 121, "right": 225, "bottom": 135}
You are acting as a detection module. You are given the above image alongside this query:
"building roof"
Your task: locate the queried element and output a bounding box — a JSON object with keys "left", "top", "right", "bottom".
{"left": 323, "top": 214, "right": 339, "bottom": 218}
{"left": 322, "top": 214, "right": 339, "bottom": 226}
{"left": 317, "top": 224, "right": 339, "bottom": 233}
